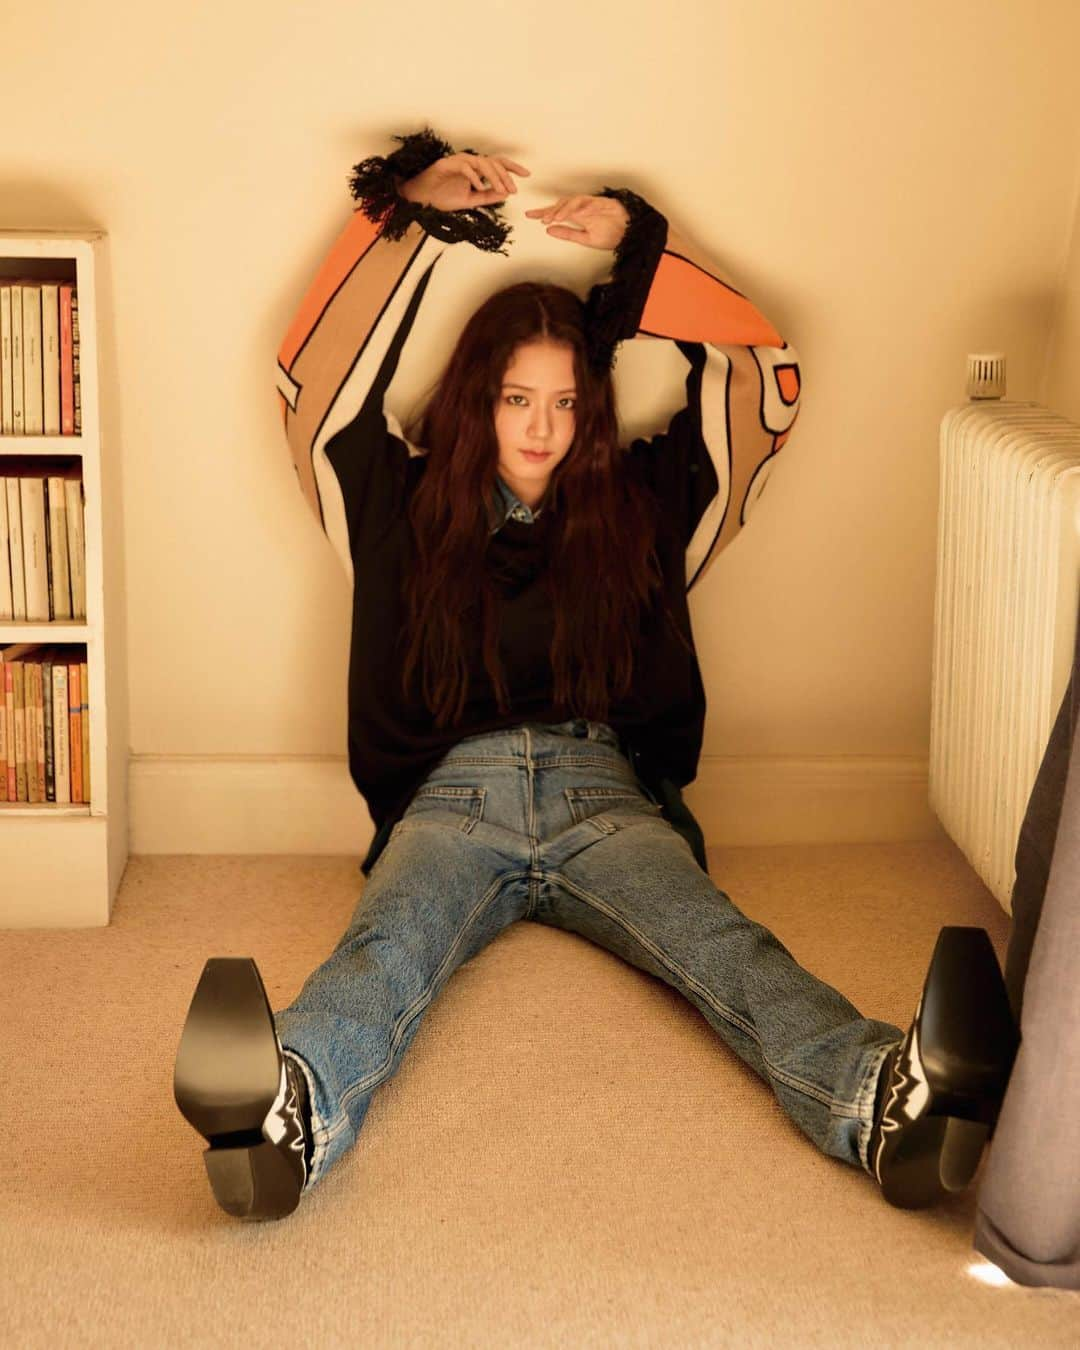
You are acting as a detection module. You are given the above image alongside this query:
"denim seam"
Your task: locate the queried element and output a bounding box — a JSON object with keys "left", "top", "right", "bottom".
{"left": 429, "top": 754, "right": 626, "bottom": 772}
{"left": 525, "top": 727, "right": 541, "bottom": 917}
{"left": 856, "top": 1038, "right": 902, "bottom": 1174}
{"left": 322, "top": 869, "right": 531, "bottom": 1138}
{"left": 410, "top": 786, "right": 487, "bottom": 828}
{"left": 552, "top": 868, "right": 843, "bottom": 1113}
{"left": 566, "top": 791, "right": 664, "bottom": 832}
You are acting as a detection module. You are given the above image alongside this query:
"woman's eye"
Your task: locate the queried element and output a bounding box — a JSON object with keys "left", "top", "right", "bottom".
{"left": 504, "top": 395, "right": 575, "bottom": 408}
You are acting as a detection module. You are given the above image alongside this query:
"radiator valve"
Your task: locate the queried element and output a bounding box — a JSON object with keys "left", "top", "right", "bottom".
{"left": 966, "top": 352, "right": 1006, "bottom": 401}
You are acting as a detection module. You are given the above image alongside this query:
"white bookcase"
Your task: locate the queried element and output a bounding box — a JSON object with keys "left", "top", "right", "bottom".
{"left": 1, "top": 231, "right": 128, "bottom": 927}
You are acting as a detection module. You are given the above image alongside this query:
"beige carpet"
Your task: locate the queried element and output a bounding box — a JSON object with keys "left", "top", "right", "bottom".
{"left": 1, "top": 840, "right": 1075, "bottom": 1346}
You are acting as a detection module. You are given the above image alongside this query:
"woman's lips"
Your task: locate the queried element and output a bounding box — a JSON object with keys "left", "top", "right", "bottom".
{"left": 520, "top": 450, "right": 551, "bottom": 461}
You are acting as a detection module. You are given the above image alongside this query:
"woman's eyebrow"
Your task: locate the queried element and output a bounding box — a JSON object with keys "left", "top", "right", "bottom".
{"left": 502, "top": 383, "right": 577, "bottom": 392}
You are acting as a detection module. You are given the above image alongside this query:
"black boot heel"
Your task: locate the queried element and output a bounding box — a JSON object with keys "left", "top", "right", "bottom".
{"left": 918, "top": 927, "right": 1018, "bottom": 1102}
{"left": 871, "top": 926, "right": 1019, "bottom": 1210}
{"left": 174, "top": 958, "right": 305, "bottom": 1220}
{"left": 202, "top": 1135, "right": 303, "bottom": 1221}
{"left": 939, "top": 1117, "right": 991, "bottom": 1193}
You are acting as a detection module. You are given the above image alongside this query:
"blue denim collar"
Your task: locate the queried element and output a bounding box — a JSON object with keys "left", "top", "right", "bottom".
{"left": 488, "top": 474, "right": 548, "bottom": 534}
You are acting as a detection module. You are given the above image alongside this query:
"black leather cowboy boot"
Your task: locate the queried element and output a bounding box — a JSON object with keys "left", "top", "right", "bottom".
{"left": 868, "top": 926, "right": 1019, "bottom": 1209}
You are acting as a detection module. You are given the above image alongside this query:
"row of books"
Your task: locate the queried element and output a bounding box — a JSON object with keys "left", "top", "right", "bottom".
{"left": 0, "top": 643, "right": 89, "bottom": 804}
{"left": 0, "top": 465, "right": 87, "bottom": 621}
{"left": 0, "top": 281, "right": 82, "bottom": 436}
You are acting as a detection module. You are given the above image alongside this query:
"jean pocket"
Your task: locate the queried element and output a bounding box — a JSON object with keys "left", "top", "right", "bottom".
{"left": 397, "top": 784, "right": 487, "bottom": 836}
{"left": 564, "top": 785, "right": 664, "bottom": 834}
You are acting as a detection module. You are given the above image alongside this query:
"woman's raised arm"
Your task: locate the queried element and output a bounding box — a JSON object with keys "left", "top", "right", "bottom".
{"left": 530, "top": 188, "right": 802, "bottom": 592}
{"left": 626, "top": 214, "right": 801, "bottom": 590}
{"left": 273, "top": 128, "right": 525, "bottom": 580}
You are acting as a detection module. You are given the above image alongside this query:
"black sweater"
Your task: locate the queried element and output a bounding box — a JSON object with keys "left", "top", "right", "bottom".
{"left": 275, "top": 158, "right": 802, "bottom": 873}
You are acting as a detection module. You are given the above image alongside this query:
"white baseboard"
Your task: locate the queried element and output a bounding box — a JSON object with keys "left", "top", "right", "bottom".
{"left": 129, "top": 753, "right": 945, "bottom": 855}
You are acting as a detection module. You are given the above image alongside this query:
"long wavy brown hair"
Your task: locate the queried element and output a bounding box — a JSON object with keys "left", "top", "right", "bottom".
{"left": 399, "top": 281, "right": 674, "bottom": 731}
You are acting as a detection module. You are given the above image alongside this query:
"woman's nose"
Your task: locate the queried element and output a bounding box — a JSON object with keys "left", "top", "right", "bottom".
{"left": 528, "top": 406, "right": 551, "bottom": 435}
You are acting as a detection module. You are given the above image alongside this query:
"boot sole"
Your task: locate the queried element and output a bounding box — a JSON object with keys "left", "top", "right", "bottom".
{"left": 174, "top": 957, "right": 302, "bottom": 1220}
{"left": 876, "top": 926, "right": 1018, "bottom": 1209}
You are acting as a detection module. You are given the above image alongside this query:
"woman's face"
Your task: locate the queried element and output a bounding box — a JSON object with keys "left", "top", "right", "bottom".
{"left": 493, "top": 340, "right": 577, "bottom": 509}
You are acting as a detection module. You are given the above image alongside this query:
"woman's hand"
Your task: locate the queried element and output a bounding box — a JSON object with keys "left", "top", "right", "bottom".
{"left": 398, "top": 152, "right": 530, "bottom": 212}
{"left": 525, "top": 195, "right": 630, "bottom": 251}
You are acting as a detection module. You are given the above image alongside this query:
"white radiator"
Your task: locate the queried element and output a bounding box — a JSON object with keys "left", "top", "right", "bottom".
{"left": 930, "top": 356, "right": 1080, "bottom": 913}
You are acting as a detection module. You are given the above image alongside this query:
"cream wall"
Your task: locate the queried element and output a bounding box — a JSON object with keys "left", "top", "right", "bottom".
{"left": 5, "top": 0, "right": 1079, "bottom": 853}
{"left": 1043, "top": 158, "right": 1080, "bottom": 420}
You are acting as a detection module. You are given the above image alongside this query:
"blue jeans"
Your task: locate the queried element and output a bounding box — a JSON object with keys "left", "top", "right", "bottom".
{"left": 274, "top": 719, "right": 903, "bottom": 1191}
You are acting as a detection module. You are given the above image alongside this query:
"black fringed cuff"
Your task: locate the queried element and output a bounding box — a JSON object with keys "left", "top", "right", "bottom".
{"left": 583, "top": 187, "right": 669, "bottom": 375}
{"left": 348, "top": 125, "right": 513, "bottom": 255}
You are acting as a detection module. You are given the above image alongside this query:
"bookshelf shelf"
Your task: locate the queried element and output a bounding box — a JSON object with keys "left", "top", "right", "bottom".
{"left": 1, "top": 623, "right": 91, "bottom": 640}
{"left": 0, "top": 436, "right": 85, "bottom": 454}
{"left": 1, "top": 231, "right": 128, "bottom": 927}
{"left": 0, "top": 800, "right": 90, "bottom": 816}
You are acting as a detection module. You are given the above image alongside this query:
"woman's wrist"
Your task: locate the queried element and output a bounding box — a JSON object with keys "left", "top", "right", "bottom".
{"left": 349, "top": 127, "right": 449, "bottom": 227}
{"left": 349, "top": 127, "right": 511, "bottom": 254}
{"left": 583, "top": 187, "right": 669, "bottom": 374}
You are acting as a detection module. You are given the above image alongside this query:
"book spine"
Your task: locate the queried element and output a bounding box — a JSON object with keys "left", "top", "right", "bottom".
{"left": 43, "top": 654, "right": 54, "bottom": 801}
{"left": 48, "top": 475, "right": 72, "bottom": 620}
{"left": 25, "top": 662, "right": 36, "bottom": 801}
{"left": 6, "top": 477, "right": 26, "bottom": 619}
{"left": 81, "top": 658, "right": 90, "bottom": 803}
{"left": 65, "top": 477, "right": 86, "bottom": 620}
{"left": 0, "top": 657, "right": 6, "bottom": 802}
{"left": 43, "top": 476, "right": 54, "bottom": 621}
{"left": 0, "top": 479, "right": 12, "bottom": 621}
{"left": 33, "top": 662, "right": 45, "bottom": 803}
{"left": 20, "top": 659, "right": 31, "bottom": 802}
{"left": 13, "top": 659, "right": 26, "bottom": 801}
{"left": 22, "top": 661, "right": 34, "bottom": 802}
{"left": 11, "top": 283, "right": 24, "bottom": 434}
{"left": 0, "top": 285, "right": 12, "bottom": 434}
{"left": 4, "top": 662, "right": 15, "bottom": 800}
{"left": 59, "top": 284, "right": 74, "bottom": 436}
{"left": 52, "top": 662, "right": 69, "bottom": 804}
{"left": 19, "top": 476, "right": 49, "bottom": 622}
{"left": 22, "top": 284, "right": 44, "bottom": 435}
{"left": 69, "top": 659, "right": 82, "bottom": 803}
{"left": 71, "top": 291, "right": 81, "bottom": 436}
{"left": 41, "top": 283, "right": 61, "bottom": 435}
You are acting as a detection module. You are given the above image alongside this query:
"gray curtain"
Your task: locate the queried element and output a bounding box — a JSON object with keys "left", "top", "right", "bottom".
{"left": 973, "top": 587, "right": 1080, "bottom": 1290}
